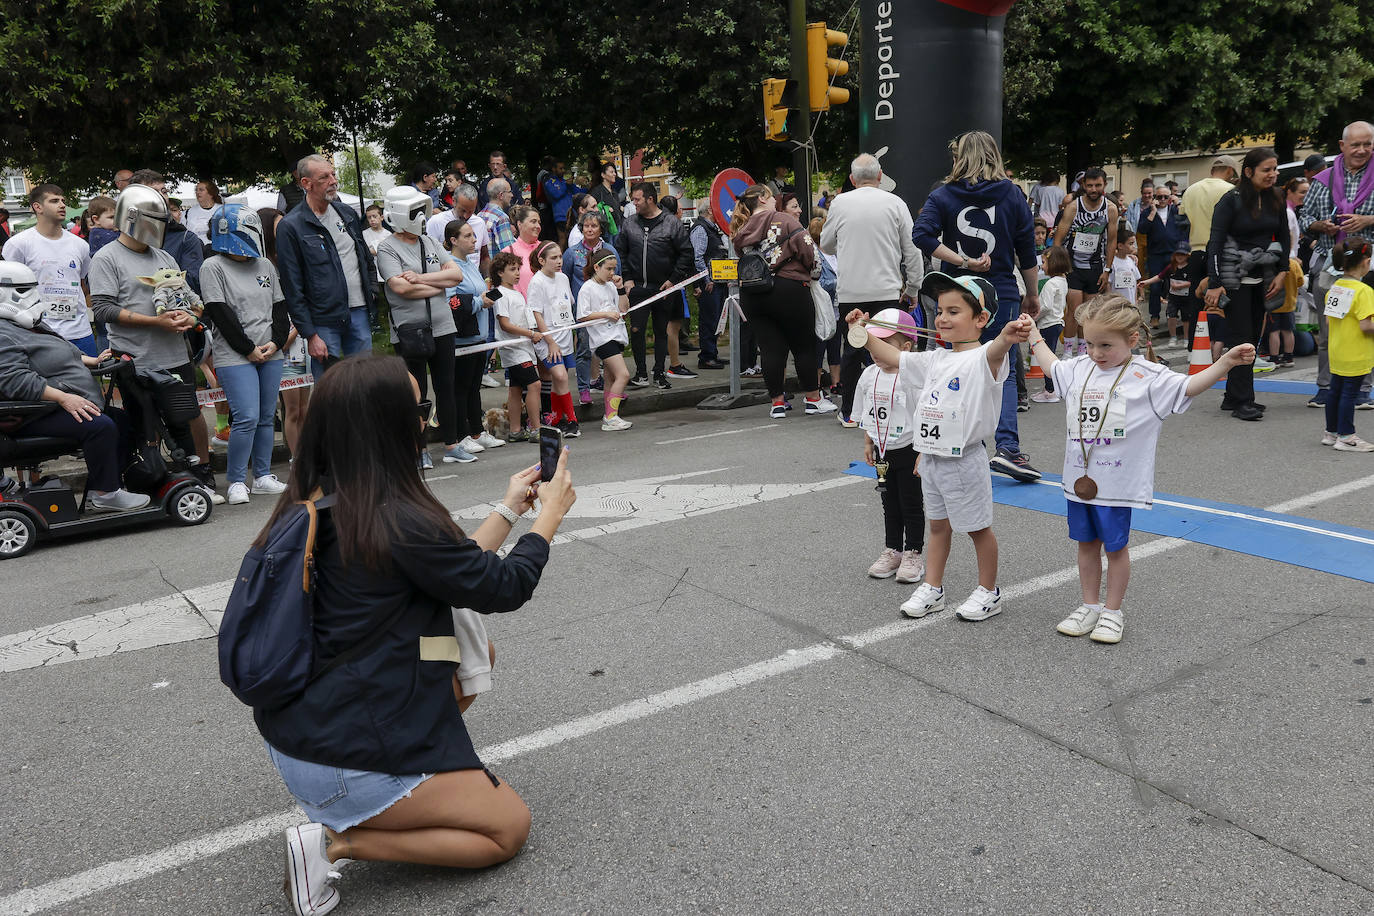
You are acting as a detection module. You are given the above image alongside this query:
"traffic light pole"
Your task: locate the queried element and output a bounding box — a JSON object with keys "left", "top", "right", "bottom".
{"left": 789, "top": 0, "right": 812, "bottom": 222}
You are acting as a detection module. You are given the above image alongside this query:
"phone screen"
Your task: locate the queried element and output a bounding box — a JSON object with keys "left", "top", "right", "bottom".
{"left": 539, "top": 425, "right": 563, "bottom": 482}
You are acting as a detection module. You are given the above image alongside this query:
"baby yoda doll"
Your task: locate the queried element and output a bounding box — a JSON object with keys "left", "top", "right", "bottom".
{"left": 139, "top": 267, "right": 204, "bottom": 328}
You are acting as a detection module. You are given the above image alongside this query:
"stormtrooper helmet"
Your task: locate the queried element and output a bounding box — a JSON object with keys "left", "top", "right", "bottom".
{"left": 0, "top": 261, "right": 44, "bottom": 329}
{"left": 383, "top": 186, "right": 432, "bottom": 235}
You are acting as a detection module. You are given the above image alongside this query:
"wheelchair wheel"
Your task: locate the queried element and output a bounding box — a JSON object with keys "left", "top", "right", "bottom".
{"left": 0, "top": 509, "right": 37, "bottom": 559}
{"left": 169, "top": 484, "right": 212, "bottom": 526}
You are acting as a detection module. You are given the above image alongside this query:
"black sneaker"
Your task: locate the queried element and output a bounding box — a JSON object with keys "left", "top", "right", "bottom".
{"left": 696, "top": 359, "right": 726, "bottom": 370}
{"left": 989, "top": 447, "right": 1041, "bottom": 482}
{"left": 666, "top": 364, "right": 699, "bottom": 379}
{"left": 1016, "top": 393, "right": 1029, "bottom": 412}
{"left": 653, "top": 374, "right": 672, "bottom": 390}
{"left": 628, "top": 375, "right": 651, "bottom": 389}
{"left": 563, "top": 421, "right": 581, "bottom": 439}
{"left": 590, "top": 377, "right": 605, "bottom": 391}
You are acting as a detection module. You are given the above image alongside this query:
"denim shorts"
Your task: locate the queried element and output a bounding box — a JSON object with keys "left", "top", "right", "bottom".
{"left": 267, "top": 743, "right": 432, "bottom": 832}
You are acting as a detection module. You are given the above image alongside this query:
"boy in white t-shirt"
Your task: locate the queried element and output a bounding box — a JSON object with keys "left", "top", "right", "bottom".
{"left": 490, "top": 251, "right": 544, "bottom": 442}
{"left": 2, "top": 183, "right": 95, "bottom": 354}
{"left": 1027, "top": 293, "right": 1254, "bottom": 644}
{"left": 846, "top": 273, "right": 1033, "bottom": 623}
{"left": 1109, "top": 229, "right": 1141, "bottom": 307}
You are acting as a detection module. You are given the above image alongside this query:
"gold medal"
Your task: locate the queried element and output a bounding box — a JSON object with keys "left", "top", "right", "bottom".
{"left": 847, "top": 323, "right": 869, "bottom": 348}
{"left": 1073, "top": 476, "right": 1098, "bottom": 500}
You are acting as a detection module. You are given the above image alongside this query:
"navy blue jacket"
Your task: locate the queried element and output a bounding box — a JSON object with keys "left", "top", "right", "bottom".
{"left": 912, "top": 179, "right": 1037, "bottom": 308}
{"left": 1137, "top": 205, "right": 1187, "bottom": 264}
{"left": 276, "top": 200, "right": 377, "bottom": 338}
{"left": 255, "top": 513, "right": 550, "bottom": 775}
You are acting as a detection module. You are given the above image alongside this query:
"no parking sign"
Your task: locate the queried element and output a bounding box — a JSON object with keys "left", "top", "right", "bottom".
{"left": 709, "top": 168, "right": 755, "bottom": 229}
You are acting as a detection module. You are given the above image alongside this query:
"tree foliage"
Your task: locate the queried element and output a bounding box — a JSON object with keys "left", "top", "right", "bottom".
{"left": 1003, "top": 0, "right": 1374, "bottom": 177}
{"left": 0, "top": 0, "right": 435, "bottom": 192}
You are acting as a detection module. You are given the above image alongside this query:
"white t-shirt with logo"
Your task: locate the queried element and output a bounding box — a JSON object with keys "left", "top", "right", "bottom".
{"left": 526, "top": 270, "right": 576, "bottom": 355}
{"left": 1110, "top": 255, "right": 1141, "bottom": 304}
{"left": 493, "top": 287, "right": 537, "bottom": 366}
{"left": 362, "top": 226, "right": 391, "bottom": 281}
{"left": 2, "top": 227, "right": 92, "bottom": 341}
{"left": 322, "top": 209, "right": 365, "bottom": 310}
{"left": 854, "top": 363, "right": 913, "bottom": 451}
{"left": 897, "top": 345, "right": 1009, "bottom": 458}
{"left": 1051, "top": 355, "right": 1192, "bottom": 508}
{"left": 577, "top": 279, "right": 627, "bottom": 350}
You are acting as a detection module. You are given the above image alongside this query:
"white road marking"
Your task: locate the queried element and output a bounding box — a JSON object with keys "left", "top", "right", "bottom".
{"left": 654, "top": 424, "right": 779, "bottom": 445}
{"left": 0, "top": 471, "right": 860, "bottom": 675}
{"left": 1, "top": 474, "right": 1369, "bottom": 915}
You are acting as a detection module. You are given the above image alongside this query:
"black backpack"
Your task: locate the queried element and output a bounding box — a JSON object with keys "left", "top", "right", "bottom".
{"left": 738, "top": 225, "right": 803, "bottom": 293}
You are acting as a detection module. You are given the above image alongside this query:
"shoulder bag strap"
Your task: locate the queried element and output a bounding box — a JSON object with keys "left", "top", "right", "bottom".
{"left": 419, "top": 236, "right": 433, "bottom": 328}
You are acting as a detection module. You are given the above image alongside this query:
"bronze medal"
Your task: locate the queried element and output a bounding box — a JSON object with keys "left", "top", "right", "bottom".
{"left": 1073, "top": 476, "right": 1098, "bottom": 500}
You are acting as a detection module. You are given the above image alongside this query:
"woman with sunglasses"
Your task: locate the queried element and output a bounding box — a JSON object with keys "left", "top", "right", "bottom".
{"left": 251, "top": 354, "right": 577, "bottom": 916}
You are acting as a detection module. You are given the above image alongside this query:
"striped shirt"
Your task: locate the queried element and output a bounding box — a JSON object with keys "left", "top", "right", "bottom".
{"left": 478, "top": 203, "right": 515, "bottom": 254}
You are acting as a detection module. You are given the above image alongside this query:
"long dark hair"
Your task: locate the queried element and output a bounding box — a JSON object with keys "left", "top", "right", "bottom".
{"left": 1238, "top": 147, "right": 1283, "bottom": 218}
{"left": 566, "top": 192, "right": 591, "bottom": 230}
{"left": 255, "top": 208, "right": 280, "bottom": 265}
{"left": 253, "top": 355, "right": 463, "bottom": 570}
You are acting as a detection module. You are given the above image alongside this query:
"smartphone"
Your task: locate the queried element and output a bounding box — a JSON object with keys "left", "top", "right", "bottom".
{"left": 539, "top": 424, "right": 564, "bottom": 482}
{"left": 484, "top": 288, "right": 502, "bottom": 303}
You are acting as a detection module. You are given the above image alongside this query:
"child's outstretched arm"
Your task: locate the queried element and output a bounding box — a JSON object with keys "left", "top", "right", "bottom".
{"left": 844, "top": 308, "right": 902, "bottom": 371}
{"left": 1027, "top": 321, "right": 1062, "bottom": 375}
{"left": 1185, "top": 343, "right": 1255, "bottom": 397}
{"left": 986, "top": 314, "right": 1033, "bottom": 378}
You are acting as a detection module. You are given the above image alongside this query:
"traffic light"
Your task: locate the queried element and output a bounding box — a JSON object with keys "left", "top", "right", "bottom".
{"left": 807, "top": 22, "right": 849, "bottom": 111}
{"left": 762, "top": 77, "right": 794, "bottom": 142}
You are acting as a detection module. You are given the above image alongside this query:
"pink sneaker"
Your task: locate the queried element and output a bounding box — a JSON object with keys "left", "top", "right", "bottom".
{"left": 867, "top": 548, "right": 901, "bottom": 579}
{"left": 579, "top": 389, "right": 592, "bottom": 405}
{"left": 1029, "top": 390, "right": 1060, "bottom": 403}
{"left": 895, "top": 550, "right": 925, "bottom": 584}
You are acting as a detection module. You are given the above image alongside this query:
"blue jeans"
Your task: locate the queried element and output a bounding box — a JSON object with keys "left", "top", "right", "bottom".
{"left": 70, "top": 334, "right": 98, "bottom": 358}
{"left": 1327, "top": 372, "right": 1362, "bottom": 437}
{"left": 981, "top": 293, "right": 1022, "bottom": 454}
{"left": 218, "top": 359, "right": 283, "bottom": 484}
{"left": 696, "top": 282, "right": 726, "bottom": 362}
{"left": 574, "top": 328, "right": 592, "bottom": 393}
{"left": 309, "top": 306, "right": 373, "bottom": 378}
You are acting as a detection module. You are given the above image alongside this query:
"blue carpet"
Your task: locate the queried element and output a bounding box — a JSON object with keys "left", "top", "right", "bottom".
{"left": 1209, "top": 378, "right": 1315, "bottom": 395}
{"left": 842, "top": 462, "right": 1374, "bottom": 583}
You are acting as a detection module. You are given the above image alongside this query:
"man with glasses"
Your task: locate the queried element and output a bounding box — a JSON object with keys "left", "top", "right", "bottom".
{"left": 1137, "top": 184, "right": 1186, "bottom": 328}
{"left": 478, "top": 150, "right": 523, "bottom": 209}
{"left": 277, "top": 154, "right": 377, "bottom": 377}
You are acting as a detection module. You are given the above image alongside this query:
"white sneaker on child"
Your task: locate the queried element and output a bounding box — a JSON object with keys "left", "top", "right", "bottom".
{"left": 867, "top": 548, "right": 901, "bottom": 579}
{"left": 1089, "top": 609, "right": 1124, "bottom": 643}
{"left": 895, "top": 550, "right": 925, "bottom": 584}
{"left": 955, "top": 585, "right": 1003, "bottom": 621}
{"left": 1321, "top": 431, "right": 1338, "bottom": 446}
{"left": 900, "top": 582, "right": 945, "bottom": 618}
{"left": 1056, "top": 604, "right": 1100, "bottom": 637}
{"left": 1334, "top": 435, "right": 1374, "bottom": 452}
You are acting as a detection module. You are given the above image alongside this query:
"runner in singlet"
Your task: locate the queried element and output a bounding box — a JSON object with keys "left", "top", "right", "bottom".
{"left": 1052, "top": 167, "right": 1119, "bottom": 354}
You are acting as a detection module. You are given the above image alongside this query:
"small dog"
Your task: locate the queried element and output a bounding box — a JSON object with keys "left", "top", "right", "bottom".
{"left": 483, "top": 407, "right": 511, "bottom": 440}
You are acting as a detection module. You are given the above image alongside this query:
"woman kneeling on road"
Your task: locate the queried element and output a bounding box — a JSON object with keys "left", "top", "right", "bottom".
{"left": 251, "top": 354, "right": 576, "bottom": 916}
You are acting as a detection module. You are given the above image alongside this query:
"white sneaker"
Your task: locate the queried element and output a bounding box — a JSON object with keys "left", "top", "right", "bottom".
{"left": 900, "top": 582, "right": 945, "bottom": 618}
{"left": 1334, "top": 434, "right": 1374, "bottom": 452}
{"left": 770, "top": 402, "right": 787, "bottom": 419}
{"left": 283, "top": 823, "right": 348, "bottom": 916}
{"left": 1029, "top": 390, "right": 1060, "bottom": 403}
{"left": 458, "top": 435, "right": 485, "bottom": 454}
{"left": 955, "top": 585, "right": 1003, "bottom": 621}
{"left": 88, "top": 488, "right": 152, "bottom": 512}
{"left": 1321, "top": 431, "right": 1338, "bottom": 446}
{"left": 895, "top": 550, "right": 925, "bottom": 584}
{"left": 601, "top": 415, "right": 633, "bottom": 431}
{"left": 209, "top": 490, "right": 226, "bottom": 505}
{"left": 805, "top": 395, "right": 838, "bottom": 414}
{"left": 867, "top": 547, "right": 901, "bottom": 579}
{"left": 1089, "top": 609, "right": 1124, "bottom": 643}
{"left": 226, "top": 482, "right": 250, "bottom": 505}
{"left": 476, "top": 431, "right": 505, "bottom": 449}
{"left": 251, "top": 474, "right": 288, "bottom": 495}
{"left": 1055, "top": 604, "right": 1100, "bottom": 637}
{"left": 480, "top": 374, "right": 500, "bottom": 388}
{"left": 1253, "top": 357, "right": 1276, "bottom": 373}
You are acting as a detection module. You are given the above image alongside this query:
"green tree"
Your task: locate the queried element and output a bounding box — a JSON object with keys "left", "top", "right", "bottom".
{"left": 337, "top": 144, "right": 396, "bottom": 201}
{"left": 0, "top": 0, "right": 435, "bottom": 192}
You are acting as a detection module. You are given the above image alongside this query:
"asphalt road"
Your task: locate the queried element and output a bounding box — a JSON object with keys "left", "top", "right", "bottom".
{"left": 2, "top": 367, "right": 1372, "bottom": 915}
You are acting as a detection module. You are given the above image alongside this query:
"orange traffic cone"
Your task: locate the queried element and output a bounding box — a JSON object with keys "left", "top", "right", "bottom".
{"left": 1189, "top": 309, "right": 1213, "bottom": 376}
{"left": 1026, "top": 343, "right": 1044, "bottom": 381}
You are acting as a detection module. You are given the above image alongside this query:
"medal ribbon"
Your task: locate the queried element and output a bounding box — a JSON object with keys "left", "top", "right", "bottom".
{"left": 1075, "top": 359, "right": 1132, "bottom": 475}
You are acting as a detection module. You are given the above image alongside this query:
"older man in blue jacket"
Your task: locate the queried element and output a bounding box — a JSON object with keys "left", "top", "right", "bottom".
{"left": 276, "top": 155, "right": 377, "bottom": 377}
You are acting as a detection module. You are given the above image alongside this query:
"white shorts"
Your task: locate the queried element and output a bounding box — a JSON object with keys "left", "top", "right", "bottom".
{"left": 920, "top": 448, "right": 994, "bottom": 533}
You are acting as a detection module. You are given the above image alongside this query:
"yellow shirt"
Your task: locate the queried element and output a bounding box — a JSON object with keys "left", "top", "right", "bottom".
{"left": 1178, "top": 177, "right": 1235, "bottom": 252}
{"left": 1327, "top": 277, "right": 1374, "bottom": 377}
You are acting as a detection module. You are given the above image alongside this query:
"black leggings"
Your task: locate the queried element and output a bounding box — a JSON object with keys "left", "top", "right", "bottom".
{"left": 1222, "top": 284, "right": 1264, "bottom": 406}
{"left": 628, "top": 289, "right": 677, "bottom": 378}
{"left": 453, "top": 349, "right": 487, "bottom": 440}
{"left": 405, "top": 332, "right": 457, "bottom": 443}
{"left": 741, "top": 277, "right": 820, "bottom": 398}
{"left": 880, "top": 444, "right": 925, "bottom": 552}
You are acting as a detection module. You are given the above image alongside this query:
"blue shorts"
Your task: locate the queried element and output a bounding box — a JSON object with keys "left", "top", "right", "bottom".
{"left": 267, "top": 742, "right": 432, "bottom": 832}
{"left": 1067, "top": 501, "right": 1132, "bottom": 553}
{"left": 540, "top": 352, "right": 577, "bottom": 372}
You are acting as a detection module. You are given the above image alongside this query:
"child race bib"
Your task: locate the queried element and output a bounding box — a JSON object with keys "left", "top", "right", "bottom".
{"left": 1068, "top": 383, "right": 1127, "bottom": 440}
{"left": 913, "top": 395, "right": 965, "bottom": 457}
{"left": 1325, "top": 285, "right": 1355, "bottom": 319}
